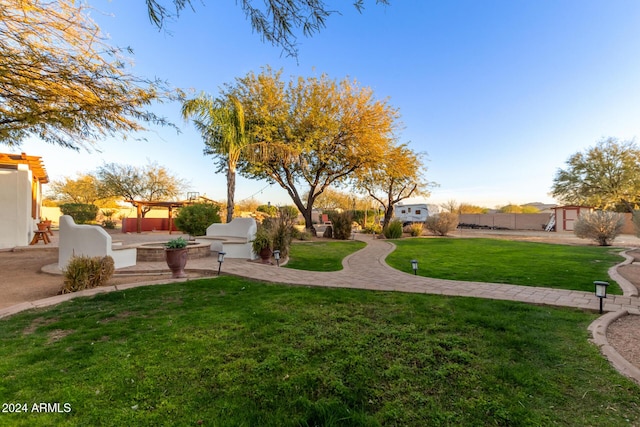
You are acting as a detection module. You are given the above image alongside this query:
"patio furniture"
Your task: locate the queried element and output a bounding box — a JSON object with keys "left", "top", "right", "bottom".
{"left": 30, "top": 230, "right": 50, "bottom": 245}
{"left": 58, "top": 215, "right": 137, "bottom": 270}
{"left": 195, "top": 218, "right": 257, "bottom": 259}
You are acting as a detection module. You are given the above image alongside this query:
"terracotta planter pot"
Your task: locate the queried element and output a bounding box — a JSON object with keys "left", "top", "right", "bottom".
{"left": 259, "top": 248, "right": 272, "bottom": 264}
{"left": 164, "top": 248, "right": 188, "bottom": 278}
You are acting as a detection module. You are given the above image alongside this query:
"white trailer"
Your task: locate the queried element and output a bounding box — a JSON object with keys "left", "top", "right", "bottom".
{"left": 394, "top": 203, "right": 430, "bottom": 225}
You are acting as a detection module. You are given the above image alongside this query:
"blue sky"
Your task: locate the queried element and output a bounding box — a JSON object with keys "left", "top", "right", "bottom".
{"left": 13, "top": 0, "right": 640, "bottom": 208}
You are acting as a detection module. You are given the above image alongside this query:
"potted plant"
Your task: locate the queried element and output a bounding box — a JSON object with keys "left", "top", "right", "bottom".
{"left": 252, "top": 227, "right": 273, "bottom": 264}
{"left": 164, "top": 237, "right": 188, "bottom": 278}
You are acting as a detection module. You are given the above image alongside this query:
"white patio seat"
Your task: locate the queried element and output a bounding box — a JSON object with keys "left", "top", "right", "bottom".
{"left": 195, "top": 218, "right": 257, "bottom": 259}
{"left": 58, "top": 215, "right": 137, "bottom": 270}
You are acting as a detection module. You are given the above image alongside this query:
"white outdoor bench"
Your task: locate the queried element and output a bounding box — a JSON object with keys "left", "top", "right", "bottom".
{"left": 58, "top": 215, "right": 137, "bottom": 270}
{"left": 195, "top": 217, "right": 257, "bottom": 259}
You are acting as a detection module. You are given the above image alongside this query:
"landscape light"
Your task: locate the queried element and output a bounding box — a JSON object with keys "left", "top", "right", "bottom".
{"left": 411, "top": 259, "right": 418, "bottom": 275}
{"left": 273, "top": 250, "right": 281, "bottom": 267}
{"left": 217, "top": 252, "right": 226, "bottom": 276}
{"left": 594, "top": 281, "right": 609, "bottom": 314}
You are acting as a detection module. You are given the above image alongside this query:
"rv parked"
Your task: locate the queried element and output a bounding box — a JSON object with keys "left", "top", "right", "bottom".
{"left": 394, "top": 203, "right": 430, "bottom": 225}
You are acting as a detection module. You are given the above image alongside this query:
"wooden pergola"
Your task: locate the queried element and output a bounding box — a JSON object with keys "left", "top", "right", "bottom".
{"left": 126, "top": 195, "right": 219, "bottom": 233}
{"left": 126, "top": 200, "right": 189, "bottom": 234}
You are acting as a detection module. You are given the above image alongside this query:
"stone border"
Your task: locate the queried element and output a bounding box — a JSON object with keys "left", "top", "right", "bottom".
{"left": 588, "top": 248, "right": 640, "bottom": 385}
{"left": 589, "top": 309, "right": 640, "bottom": 385}
{"left": 610, "top": 249, "right": 638, "bottom": 297}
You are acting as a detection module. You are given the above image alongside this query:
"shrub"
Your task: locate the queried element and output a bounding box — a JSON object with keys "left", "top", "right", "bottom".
{"left": 574, "top": 211, "right": 624, "bottom": 246}
{"left": 174, "top": 203, "right": 221, "bottom": 236}
{"left": 407, "top": 223, "right": 424, "bottom": 237}
{"left": 363, "top": 224, "right": 382, "bottom": 234}
{"left": 329, "top": 211, "right": 353, "bottom": 240}
{"left": 165, "top": 237, "right": 188, "bottom": 249}
{"left": 257, "top": 204, "right": 278, "bottom": 216}
{"left": 383, "top": 220, "right": 403, "bottom": 239}
{"left": 270, "top": 215, "right": 294, "bottom": 258}
{"left": 297, "top": 230, "right": 313, "bottom": 240}
{"left": 252, "top": 226, "right": 273, "bottom": 254}
{"left": 62, "top": 255, "right": 115, "bottom": 293}
{"left": 60, "top": 203, "right": 99, "bottom": 224}
{"left": 425, "top": 213, "right": 459, "bottom": 236}
{"left": 101, "top": 209, "right": 116, "bottom": 229}
{"left": 279, "top": 205, "right": 300, "bottom": 222}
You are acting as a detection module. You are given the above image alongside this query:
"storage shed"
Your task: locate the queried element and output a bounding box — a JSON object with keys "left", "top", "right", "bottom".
{"left": 552, "top": 205, "right": 593, "bottom": 232}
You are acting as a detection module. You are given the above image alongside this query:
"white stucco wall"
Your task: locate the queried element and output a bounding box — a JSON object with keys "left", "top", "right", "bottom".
{"left": 0, "top": 165, "right": 33, "bottom": 249}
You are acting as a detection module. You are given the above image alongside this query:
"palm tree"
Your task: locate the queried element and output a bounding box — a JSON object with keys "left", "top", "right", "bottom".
{"left": 182, "top": 94, "right": 248, "bottom": 223}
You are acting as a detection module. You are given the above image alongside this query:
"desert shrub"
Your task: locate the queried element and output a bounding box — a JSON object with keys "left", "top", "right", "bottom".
{"left": 62, "top": 255, "right": 114, "bottom": 294}
{"left": 329, "top": 211, "right": 353, "bottom": 240}
{"left": 60, "top": 203, "right": 99, "bottom": 224}
{"left": 279, "top": 205, "right": 300, "bottom": 222}
{"left": 257, "top": 204, "right": 278, "bottom": 216}
{"left": 272, "top": 220, "right": 293, "bottom": 258}
{"left": 425, "top": 212, "right": 459, "bottom": 236}
{"left": 174, "top": 203, "right": 221, "bottom": 236}
{"left": 292, "top": 227, "right": 313, "bottom": 241}
{"left": 383, "top": 220, "right": 403, "bottom": 239}
{"left": 260, "top": 209, "right": 295, "bottom": 257}
{"left": 406, "top": 223, "right": 423, "bottom": 237}
{"left": 574, "top": 211, "right": 624, "bottom": 246}
{"left": 297, "top": 230, "right": 313, "bottom": 240}
{"left": 363, "top": 224, "right": 382, "bottom": 234}
{"left": 101, "top": 209, "right": 116, "bottom": 229}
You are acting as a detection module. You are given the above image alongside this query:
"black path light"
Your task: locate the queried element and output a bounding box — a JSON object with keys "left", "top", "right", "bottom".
{"left": 411, "top": 259, "right": 418, "bottom": 275}
{"left": 217, "top": 251, "right": 226, "bottom": 276}
{"left": 594, "top": 281, "right": 609, "bottom": 314}
{"left": 273, "top": 250, "right": 281, "bottom": 267}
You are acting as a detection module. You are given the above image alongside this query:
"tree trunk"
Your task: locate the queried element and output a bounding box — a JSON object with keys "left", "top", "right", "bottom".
{"left": 301, "top": 208, "right": 316, "bottom": 235}
{"left": 226, "top": 166, "right": 236, "bottom": 223}
{"left": 382, "top": 206, "right": 394, "bottom": 229}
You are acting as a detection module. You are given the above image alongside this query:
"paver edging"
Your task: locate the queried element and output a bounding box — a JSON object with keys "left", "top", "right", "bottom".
{"left": 588, "top": 310, "right": 640, "bottom": 386}
{"left": 609, "top": 249, "right": 638, "bottom": 297}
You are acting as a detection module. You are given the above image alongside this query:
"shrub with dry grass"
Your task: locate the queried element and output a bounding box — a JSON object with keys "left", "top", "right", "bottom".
{"left": 574, "top": 210, "right": 624, "bottom": 246}
{"left": 425, "top": 213, "right": 459, "bottom": 236}
{"left": 62, "top": 255, "right": 115, "bottom": 293}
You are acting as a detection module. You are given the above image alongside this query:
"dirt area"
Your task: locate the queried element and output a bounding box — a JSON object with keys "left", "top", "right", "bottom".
{"left": 607, "top": 248, "right": 640, "bottom": 370}
{"left": 0, "top": 248, "right": 181, "bottom": 309}
{"left": 2, "top": 230, "right": 640, "bottom": 374}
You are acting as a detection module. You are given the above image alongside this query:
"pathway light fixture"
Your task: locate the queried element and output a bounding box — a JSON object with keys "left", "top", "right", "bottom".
{"left": 273, "top": 250, "right": 281, "bottom": 267}
{"left": 217, "top": 251, "right": 226, "bottom": 276}
{"left": 411, "top": 259, "right": 418, "bottom": 275}
{"left": 594, "top": 280, "right": 609, "bottom": 314}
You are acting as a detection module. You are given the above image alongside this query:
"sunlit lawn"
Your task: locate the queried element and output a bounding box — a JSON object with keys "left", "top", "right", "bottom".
{"left": 1, "top": 278, "right": 639, "bottom": 426}
{"left": 386, "top": 238, "right": 624, "bottom": 293}
{"left": 285, "top": 240, "right": 365, "bottom": 271}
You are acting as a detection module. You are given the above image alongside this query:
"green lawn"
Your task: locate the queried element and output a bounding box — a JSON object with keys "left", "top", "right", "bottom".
{"left": 285, "top": 240, "right": 366, "bottom": 271}
{"left": 386, "top": 238, "right": 624, "bottom": 293}
{"left": 1, "top": 278, "right": 639, "bottom": 426}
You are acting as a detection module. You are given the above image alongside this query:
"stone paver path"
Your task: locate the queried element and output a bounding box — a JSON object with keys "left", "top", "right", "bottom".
{"left": 115, "top": 233, "right": 640, "bottom": 314}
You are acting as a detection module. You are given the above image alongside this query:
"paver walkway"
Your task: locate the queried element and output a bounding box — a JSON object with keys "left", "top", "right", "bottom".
{"left": 113, "top": 233, "right": 640, "bottom": 314}
{"left": 3, "top": 231, "right": 639, "bottom": 318}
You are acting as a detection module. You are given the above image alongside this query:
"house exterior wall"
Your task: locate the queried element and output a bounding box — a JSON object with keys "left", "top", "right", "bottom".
{"left": 0, "top": 165, "right": 34, "bottom": 249}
